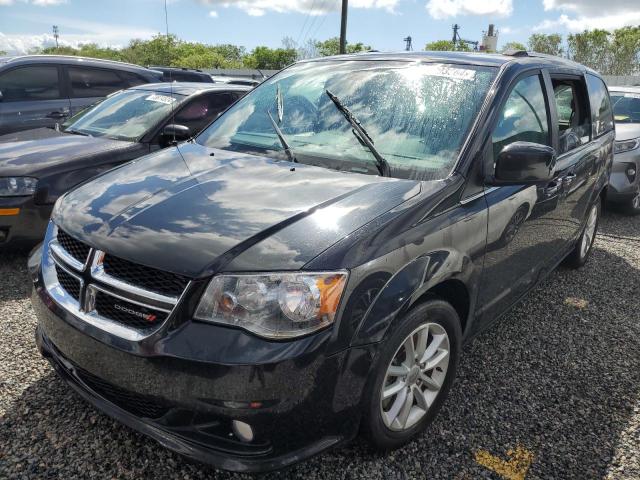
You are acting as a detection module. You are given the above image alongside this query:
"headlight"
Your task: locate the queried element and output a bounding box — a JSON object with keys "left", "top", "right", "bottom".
{"left": 614, "top": 137, "right": 640, "bottom": 154}
{"left": 194, "top": 272, "right": 349, "bottom": 339}
{"left": 0, "top": 177, "right": 37, "bottom": 197}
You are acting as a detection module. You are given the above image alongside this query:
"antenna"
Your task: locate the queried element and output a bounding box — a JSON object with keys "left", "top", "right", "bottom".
{"left": 403, "top": 36, "right": 413, "bottom": 51}
{"left": 52, "top": 25, "right": 59, "bottom": 49}
{"left": 164, "top": 0, "right": 176, "bottom": 145}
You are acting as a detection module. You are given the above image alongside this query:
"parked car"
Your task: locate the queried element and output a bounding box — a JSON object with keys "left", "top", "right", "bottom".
{"left": 0, "top": 82, "right": 249, "bottom": 248}
{"left": 150, "top": 66, "right": 214, "bottom": 83}
{"left": 608, "top": 86, "right": 640, "bottom": 214}
{"left": 0, "top": 55, "right": 162, "bottom": 135}
{"left": 30, "top": 52, "right": 613, "bottom": 472}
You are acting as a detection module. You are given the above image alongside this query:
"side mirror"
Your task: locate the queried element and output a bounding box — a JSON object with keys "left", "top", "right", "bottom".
{"left": 490, "top": 141, "right": 556, "bottom": 184}
{"left": 162, "top": 124, "right": 191, "bottom": 143}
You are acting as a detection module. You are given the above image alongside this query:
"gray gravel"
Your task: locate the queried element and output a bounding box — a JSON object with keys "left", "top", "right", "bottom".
{"left": 1, "top": 209, "right": 639, "bottom": 479}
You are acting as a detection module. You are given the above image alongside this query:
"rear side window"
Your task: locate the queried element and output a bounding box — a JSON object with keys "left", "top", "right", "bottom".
{"left": 118, "top": 71, "right": 149, "bottom": 88}
{"left": 551, "top": 79, "right": 591, "bottom": 154}
{"left": 0, "top": 66, "right": 61, "bottom": 101}
{"left": 492, "top": 74, "right": 550, "bottom": 159}
{"left": 586, "top": 74, "right": 614, "bottom": 137}
{"left": 68, "top": 67, "right": 128, "bottom": 98}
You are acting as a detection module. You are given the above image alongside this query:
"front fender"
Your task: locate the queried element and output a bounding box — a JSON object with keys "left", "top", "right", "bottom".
{"left": 351, "top": 249, "right": 475, "bottom": 347}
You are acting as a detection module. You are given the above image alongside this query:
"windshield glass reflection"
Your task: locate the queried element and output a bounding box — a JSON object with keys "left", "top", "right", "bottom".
{"left": 197, "top": 60, "right": 496, "bottom": 180}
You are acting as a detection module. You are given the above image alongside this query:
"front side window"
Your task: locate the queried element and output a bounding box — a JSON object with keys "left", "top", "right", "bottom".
{"left": 173, "top": 93, "right": 234, "bottom": 134}
{"left": 68, "top": 67, "right": 128, "bottom": 98}
{"left": 586, "top": 74, "right": 614, "bottom": 137}
{"left": 197, "top": 60, "right": 496, "bottom": 180}
{"left": 64, "top": 89, "right": 185, "bottom": 141}
{"left": 492, "top": 74, "right": 549, "bottom": 159}
{"left": 0, "top": 66, "right": 60, "bottom": 101}
{"left": 551, "top": 79, "right": 590, "bottom": 154}
{"left": 611, "top": 91, "right": 640, "bottom": 124}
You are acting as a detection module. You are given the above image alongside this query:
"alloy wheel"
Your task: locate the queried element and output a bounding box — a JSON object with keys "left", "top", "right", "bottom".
{"left": 380, "top": 323, "right": 450, "bottom": 432}
{"left": 580, "top": 203, "right": 598, "bottom": 258}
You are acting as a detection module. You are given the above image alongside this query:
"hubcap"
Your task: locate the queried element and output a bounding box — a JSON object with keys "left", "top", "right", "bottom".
{"left": 632, "top": 192, "right": 640, "bottom": 210}
{"left": 580, "top": 204, "right": 598, "bottom": 258}
{"left": 380, "top": 323, "right": 450, "bottom": 432}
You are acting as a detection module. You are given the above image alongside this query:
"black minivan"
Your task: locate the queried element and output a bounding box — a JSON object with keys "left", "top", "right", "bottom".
{"left": 31, "top": 51, "right": 614, "bottom": 472}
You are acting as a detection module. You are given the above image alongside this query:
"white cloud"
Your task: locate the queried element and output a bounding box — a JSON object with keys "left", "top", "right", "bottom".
{"left": 199, "top": 0, "right": 399, "bottom": 16}
{"left": 425, "top": 0, "right": 513, "bottom": 19}
{"left": 32, "top": 0, "right": 67, "bottom": 5}
{"left": 208, "top": 9, "right": 218, "bottom": 16}
{"left": 537, "top": 0, "right": 640, "bottom": 32}
{"left": 0, "top": 0, "right": 67, "bottom": 5}
{"left": 0, "top": 16, "right": 158, "bottom": 54}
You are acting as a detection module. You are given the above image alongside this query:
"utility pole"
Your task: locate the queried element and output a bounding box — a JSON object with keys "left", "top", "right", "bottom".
{"left": 403, "top": 36, "right": 413, "bottom": 51}
{"left": 52, "top": 25, "right": 59, "bottom": 49}
{"left": 339, "top": 0, "right": 348, "bottom": 54}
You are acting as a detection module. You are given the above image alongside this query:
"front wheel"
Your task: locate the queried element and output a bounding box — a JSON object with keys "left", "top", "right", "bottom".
{"left": 564, "top": 200, "right": 600, "bottom": 268}
{"left": 624, "top": 189, "right": 640, "bottom": 215}
{"left": 361, "top": 299, "right": 461, "bottom": 450}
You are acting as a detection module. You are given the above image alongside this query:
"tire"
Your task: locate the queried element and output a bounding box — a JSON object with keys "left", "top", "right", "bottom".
{"left": 624, "top": 189, "right": 640, "bottom": 215}
{"left": 564, "top": 200, "right": 600, "bottom": 269}
{"left": 361, "top": 298, "right": 462, "bottom": 450}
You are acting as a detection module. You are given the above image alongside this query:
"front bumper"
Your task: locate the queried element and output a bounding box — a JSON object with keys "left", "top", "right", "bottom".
{"left": 607, "top": 150, "right": 640, "bottom": 203}
{"left": 32, "top": 283, "right": 372, "bottom": 472}
{"left": 0, "top": 196, "right": 51, "bottom": 248}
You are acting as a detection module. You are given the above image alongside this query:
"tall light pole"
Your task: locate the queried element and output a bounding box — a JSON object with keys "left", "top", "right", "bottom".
{"left": 339, "top": 0, "right": 348, "bottom": 54}
{"left": 52, "top": 25, "right": 59, "bottom": 49}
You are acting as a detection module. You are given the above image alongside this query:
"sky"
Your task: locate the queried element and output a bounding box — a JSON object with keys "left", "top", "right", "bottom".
{"left": 0, "top": 0, "right": 639, "bottom": 55}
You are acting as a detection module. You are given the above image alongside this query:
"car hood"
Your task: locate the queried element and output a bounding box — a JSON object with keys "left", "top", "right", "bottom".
{"left": 615, "top": 123, "right": 640, "bottom": 142}
{"left": 55, "top": 142, "right": 424, "bottom": 277}
{"left": 0, "top": 129, "right": 137, "bottom": 176}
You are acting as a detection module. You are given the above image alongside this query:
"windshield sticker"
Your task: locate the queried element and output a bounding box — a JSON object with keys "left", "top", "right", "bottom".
{"left": 145, "top": 94, "right": 176, "bottom": 104}
{"left": 421, "top": 64, "right": 476, "bottom": 80}
{"left": 623, "top": 93, "right": 640, "bottom": 99}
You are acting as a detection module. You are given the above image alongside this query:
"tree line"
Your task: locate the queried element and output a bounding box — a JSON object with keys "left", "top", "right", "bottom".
{"left": 428, "top": 26, "right": 640, "bottom": 76}
{"left": 23, "top": 34, "right": 370, "bottom": 71}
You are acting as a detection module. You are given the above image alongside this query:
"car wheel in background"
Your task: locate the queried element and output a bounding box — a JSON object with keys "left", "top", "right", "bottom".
{"left": 624, "top": 188, "right": 640, "bottom": 215}
{"left": 564, "top": 200, "right": 600, "bottom": 268}
{"left": 362, "top": 299, "right": 461, "bottom": 450}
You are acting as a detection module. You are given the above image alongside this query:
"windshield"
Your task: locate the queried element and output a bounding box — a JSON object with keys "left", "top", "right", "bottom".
{"left": 65, "top": 90, "right": 184, "bottom": 141}
{"left": 197, "top": 60, "right": 496, "bottom": 180}
{"left": 611, "top": 92, "right": 640, "bottom": 124}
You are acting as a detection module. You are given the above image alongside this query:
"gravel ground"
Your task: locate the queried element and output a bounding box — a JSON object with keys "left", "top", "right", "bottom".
{"left": 1, "top": 209, "right": 638, "bottom": 480}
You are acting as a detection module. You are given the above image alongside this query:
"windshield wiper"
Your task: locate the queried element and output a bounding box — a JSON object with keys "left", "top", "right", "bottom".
{"left": 267, "top": 111, "right": 297, "bottom": 163}
{"left": 325, "top": 89, "right": 389, "bottom": 177}
{"left": 65, "top": 128, "right": 91, "bottom": 137}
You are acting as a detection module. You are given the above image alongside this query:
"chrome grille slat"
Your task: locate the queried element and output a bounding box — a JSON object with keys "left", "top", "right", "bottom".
{"left": 43, "top": 223, "right": 191, "bottom": 340}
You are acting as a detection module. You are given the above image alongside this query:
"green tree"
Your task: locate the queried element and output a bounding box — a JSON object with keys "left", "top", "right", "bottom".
{"left": 527, "top": 33, "right": 563, "bottom": 56}
{"left": 501, "top": 41, "right": 527, "bottom": 53}
{"left": 425, "top": 40, "right": 470, "bottom": 51}
{"left": 243, "top": 46, "right": 297, "bottom": 70}
{"left": 315, "top": 37, "right": 371, "bottom": 56}
{"left": 567, "top": 29, "right": 610, "bottom": 73}
{"left": 609, "top": 26, "right": 640, "bottom": 75}
{"left": 0, "top": 50, "right": 6, "bottom": 56}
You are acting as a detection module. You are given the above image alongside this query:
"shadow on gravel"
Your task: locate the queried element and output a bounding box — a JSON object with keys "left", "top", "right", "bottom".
{"left": 1, "top": 213, "right": 638, "bottom": 479}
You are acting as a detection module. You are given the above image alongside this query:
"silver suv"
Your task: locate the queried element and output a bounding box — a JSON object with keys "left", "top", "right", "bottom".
{"left": 608, "top": 86, "right": 640, "bottom": 214}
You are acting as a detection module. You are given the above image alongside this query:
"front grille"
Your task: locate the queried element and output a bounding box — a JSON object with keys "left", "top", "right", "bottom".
{"left": 57, "top": 229, "right": 90, "bottom": 265}
{"left": 102, "top": 254, "right": 189, "bottom": 298}
{"left": 94, "top": 290, "right": 167, "bottom": 330}
{"left": 76, "top": 369, "right": 169, "bottom": 419}
{"left": 55, "top": 264, "right": 81, "bottom": 301}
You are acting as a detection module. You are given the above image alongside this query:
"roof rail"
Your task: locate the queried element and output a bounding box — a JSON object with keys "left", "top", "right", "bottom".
{"left": 502, "top": 49, "right": 529, "bottom": 57}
